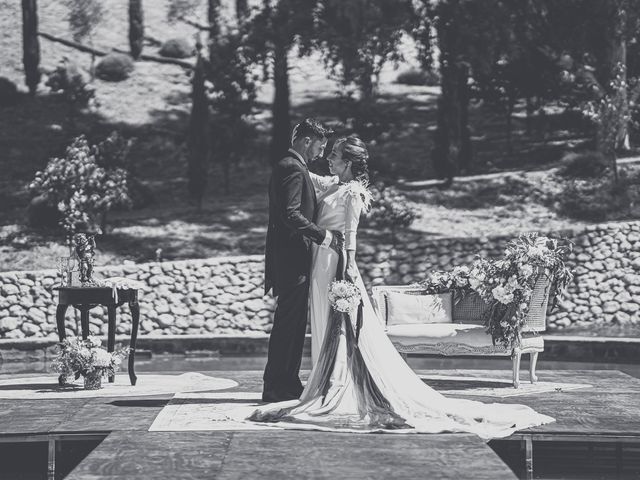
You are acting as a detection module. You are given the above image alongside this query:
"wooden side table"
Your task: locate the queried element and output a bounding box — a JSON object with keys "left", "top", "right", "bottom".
{"left": 54, "top": 287, "right": 140, "bottom": 385}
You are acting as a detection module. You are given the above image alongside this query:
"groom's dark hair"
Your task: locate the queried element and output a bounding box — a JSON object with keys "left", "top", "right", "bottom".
{"left": 291, "top": 118, "right": 332, "bottom": 144}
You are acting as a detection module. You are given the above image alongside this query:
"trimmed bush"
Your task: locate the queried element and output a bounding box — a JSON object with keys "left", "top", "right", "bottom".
{"left": 45, "top": 60, "right": 94, "bottom": 107}
{"left": 395, "top": 68, "right": 440, "bottom": 86}
{"left": 159, "top": 38, "right": 195, "bottom": 59}
{"left": 0, "top": 77, "right": 18, "bottom": 106}
{"left": 558, "top": 151, "right": 609, "bottom": 179}
{"left": 95, "top": 53, "right": 135, "bottom": 82}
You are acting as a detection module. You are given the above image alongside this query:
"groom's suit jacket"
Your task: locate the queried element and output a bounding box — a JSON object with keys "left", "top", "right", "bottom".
{"left": 265, "top": 151, "right": 327, "bottom": 297}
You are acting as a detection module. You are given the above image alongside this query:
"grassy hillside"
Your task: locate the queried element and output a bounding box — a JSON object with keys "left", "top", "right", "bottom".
{"left": 1, "top": 1, "right": 637, "bottom": 271}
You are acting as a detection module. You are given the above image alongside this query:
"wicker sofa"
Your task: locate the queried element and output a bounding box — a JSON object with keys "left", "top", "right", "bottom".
{"left": 371, "top": 274, "right": 552, "bottom": 388}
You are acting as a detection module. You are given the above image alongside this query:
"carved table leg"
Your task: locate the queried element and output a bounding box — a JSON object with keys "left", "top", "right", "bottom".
{"left": 56, "top": 304, "right": 69, "bottom": 342}
{"left": 128, "top": 300, "right": 140, "bottom": 386}
{"left": 107, "top": 305, "right": 116, "bottom": 383}
{"left": 79, "top": 306, "right": 90, "bottom": 339}
{"left": 512, "top": 351, "right": 522, "bottom": 388}
{"left": 56, "top": 304, "right": 69, "bottom": 386}
{"left": 530, "top": 352, "right": 539, "bottom": 384}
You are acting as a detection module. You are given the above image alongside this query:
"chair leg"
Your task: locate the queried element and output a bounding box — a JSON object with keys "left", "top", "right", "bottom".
{"left": 512, "top": 351, "right": 522, "bottom": 388}
{"left": 530, "top": 352, "right": 539, "bottom": 384}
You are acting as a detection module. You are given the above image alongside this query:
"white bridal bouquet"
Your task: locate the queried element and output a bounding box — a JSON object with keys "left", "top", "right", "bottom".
{"left": 329, "top": 280, "right": 362, "bottom": 313}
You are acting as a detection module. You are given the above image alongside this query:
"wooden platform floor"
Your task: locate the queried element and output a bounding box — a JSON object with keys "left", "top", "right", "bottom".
{"left": 0, "top": 369, "right": 639, "bottom": 479}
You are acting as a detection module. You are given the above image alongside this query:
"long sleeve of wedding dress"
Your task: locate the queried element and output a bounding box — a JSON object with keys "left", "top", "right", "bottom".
{"left": 344, "top": 191, "right": 362, "bottom": 251}
{"left": 309, "top": 172, "right": 338, "bottom": 195}
{"left": 248, "top": 181, "right": 555, "bottom": 440}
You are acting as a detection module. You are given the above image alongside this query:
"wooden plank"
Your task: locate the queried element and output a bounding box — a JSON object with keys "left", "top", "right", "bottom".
{"left": 66, "top": 431, "right": 232, "bottom": 479}
{"left": 217, "top": 431, "right": 516, "bottom": 480}
{"left": 0, "top": 399, "right": 89, "bottom": 435}
{"left": 67, "top": 431, "right": 516, "bottom": 480}
{"left": 55, "top": 396, "right": 172, "bottom": 433}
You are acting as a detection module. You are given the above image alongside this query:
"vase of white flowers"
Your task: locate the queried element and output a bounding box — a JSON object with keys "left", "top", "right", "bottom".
{"left": 84, "top": 369, "right": 102, "bottom": 390}
{"left": 52, "top": 336, "right": 128, "bottom": 390}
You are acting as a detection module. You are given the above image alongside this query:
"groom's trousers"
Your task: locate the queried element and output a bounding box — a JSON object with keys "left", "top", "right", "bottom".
{"left": 263, "top": 281, "right": 309, "bottom": 398}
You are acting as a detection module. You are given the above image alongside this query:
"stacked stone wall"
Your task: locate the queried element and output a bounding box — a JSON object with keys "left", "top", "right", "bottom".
{"left": 1, "top": 221, "right": 639, "bottom": 339}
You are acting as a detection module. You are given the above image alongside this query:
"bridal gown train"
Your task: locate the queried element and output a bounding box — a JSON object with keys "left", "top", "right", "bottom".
{"left": 249, "top": 178, "right": 555, "bottom": 439}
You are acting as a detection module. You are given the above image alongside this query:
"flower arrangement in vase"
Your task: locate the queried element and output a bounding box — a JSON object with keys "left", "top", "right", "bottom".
{"left": 52, "top": 336, "right": 128, "bottom": 390}
{"left": 419, "top": 233, "right": 573, "bottom": 348}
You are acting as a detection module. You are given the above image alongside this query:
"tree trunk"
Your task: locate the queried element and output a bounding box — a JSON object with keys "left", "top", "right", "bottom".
{"left": 525, "top": 96, "right": 535, "bottom": 137}
{"left": 22, "top": 0, "right": 40, "bottom": 96}
{"left": 208, "top": 0, "right": 221, "bottom": 59}
{"left": 270, "top": 38, "right": 291, "bottom": 164}
{"left": 432, "top": 1, "right": 471, "bottom": 183}
{"left": 128, "top": 0, "right": 144, "bottom": 59}
{"left": 359, "top": 60, "right": 375, "bottom": 105}
{"left": 609, "top": 3, "right": 630, "bottom": 153}
{"left": 236, "top": 0, "right": 249, "bottom": 24}
{"left": 433, "top": 60, "right": 471, "bottom": 182}
{"left": 506, "top": 94, "right": 515, "bottom": 155}
{"left": 458, "top": 63, "right": 472, "bottom": 173}
{"left": 596, "top": 2, "right": 628, "bottom": 181}
{"left": 187, "top": 51, "right": 210, "bottom": 208}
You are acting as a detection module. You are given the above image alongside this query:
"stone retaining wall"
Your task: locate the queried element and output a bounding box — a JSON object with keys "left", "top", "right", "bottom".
{"left": 1, "top": 221, "right": 639, "bottom": 339}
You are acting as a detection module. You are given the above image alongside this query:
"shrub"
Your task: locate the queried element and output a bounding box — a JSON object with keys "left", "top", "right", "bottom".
{"left": 94, "top": 130, "right": 153, "bottom": 208}
{"left": 558, "top": 151, "right": 609, "bottom": 179}
{"left": 29, "top": 135, "right": 132, "bottom": 235}
{"left": 556, "top": 176, "right": 629, "bottom": 221}
{"left": 0, "top": 77, "right": 18, "bottom": 106}
{"left": 362, "top": 183, "right": 417, "bottom": 239}
{"left": 46, "top": 60, "right": 94, "bottom": 107}
{"left": 395, "top": 68, "right": 440, "bottom": 86}
{"left": 95, "top": 53, "right": 135, "bottom": 81}
{"left": 159, "top": 38, "right": 194, "bottom": 59}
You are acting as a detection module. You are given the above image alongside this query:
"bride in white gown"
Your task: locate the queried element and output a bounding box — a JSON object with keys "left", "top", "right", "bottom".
{"left": 249, "top": 135, "right": 554, "bottom": 439}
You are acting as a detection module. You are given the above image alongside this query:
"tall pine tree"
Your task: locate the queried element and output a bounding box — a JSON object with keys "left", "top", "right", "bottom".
{"left": 22, "top": 0, "right": 41, "bottom": 96}
{"left": 129, "top": 0, "right": 144, "bottom": 59}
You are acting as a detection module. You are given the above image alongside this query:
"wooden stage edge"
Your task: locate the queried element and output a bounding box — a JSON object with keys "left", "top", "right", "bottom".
{"left": 0, "top": 369, "right": 639, "bottom": 480}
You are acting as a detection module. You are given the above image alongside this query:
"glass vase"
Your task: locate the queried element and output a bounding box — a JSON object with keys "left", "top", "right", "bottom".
{"left": 83, "top": 370, "right": 103, "bottom": 390}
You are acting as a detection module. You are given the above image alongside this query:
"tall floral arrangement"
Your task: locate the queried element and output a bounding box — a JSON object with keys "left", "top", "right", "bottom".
{"left": 420, "top": 234, "right": 573, "bottom": 348}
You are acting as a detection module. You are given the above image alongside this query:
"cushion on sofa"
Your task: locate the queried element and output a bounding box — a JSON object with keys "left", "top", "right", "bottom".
{"left": 385, "top": 291, "right": 453, "bottom": 326}
{"left": 386, "top": 323, "right": 544, "bottom": 353}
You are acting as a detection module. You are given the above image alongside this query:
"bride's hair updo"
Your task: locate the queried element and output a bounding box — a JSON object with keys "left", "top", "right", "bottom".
{"left": 338, "top": 135, "right": 369, "bottom": 184}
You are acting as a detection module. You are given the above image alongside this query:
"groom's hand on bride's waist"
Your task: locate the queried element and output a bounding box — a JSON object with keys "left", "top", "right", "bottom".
{"left": 328, "top": 230, "right": 344, "bottom": 253}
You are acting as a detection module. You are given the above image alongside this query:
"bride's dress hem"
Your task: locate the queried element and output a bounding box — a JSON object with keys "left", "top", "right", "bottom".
{"left": 248, "top": 181, "right": 555, "bottom": 441}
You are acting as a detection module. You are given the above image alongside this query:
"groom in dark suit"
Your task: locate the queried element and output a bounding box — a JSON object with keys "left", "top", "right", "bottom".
{"left": 263, "top": 118, "right": 344, "bottom": 402}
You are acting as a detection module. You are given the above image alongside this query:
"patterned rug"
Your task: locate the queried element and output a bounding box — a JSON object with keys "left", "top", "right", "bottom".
{"left": 0, "top": 373, "right": 238, "bottom": 399}
{"left": 149, "top": 391, "right": 276, "bottom": 432}
{"left": 419, "top": 374, "right": 592, "bottom": 397}
{"left": 148, "top": 375, "right": 592, "bottom": 432}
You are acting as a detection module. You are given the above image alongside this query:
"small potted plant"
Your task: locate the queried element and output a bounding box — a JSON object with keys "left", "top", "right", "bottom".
{"left": 53, "top": 336, "right": 128, "bottom": 390}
